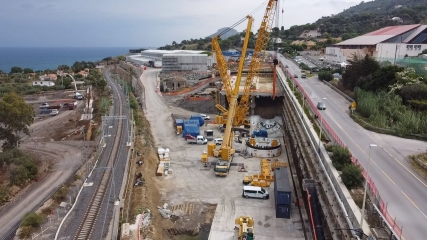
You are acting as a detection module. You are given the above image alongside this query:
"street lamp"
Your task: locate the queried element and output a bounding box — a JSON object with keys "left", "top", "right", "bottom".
{"left": 360, "top": 143, "right": 377, "bottom": 232}
{"left": 318, "top": 97, "right": 327, "bottom": 151}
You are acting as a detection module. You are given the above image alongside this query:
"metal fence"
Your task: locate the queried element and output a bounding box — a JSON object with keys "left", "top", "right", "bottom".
{"left": 279, "top": 64, "right": 403, "bottom": 239}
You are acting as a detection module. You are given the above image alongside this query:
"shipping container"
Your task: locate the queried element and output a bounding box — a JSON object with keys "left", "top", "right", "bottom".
{"left": 190, "top": 115, "right": 205, "bottom": 126}
{"left": 183, "top": 120, "right": 199, "bottom": 128}
{"left": 274, "top": 167, "right": 292, "bottom": 205}
{"left": 275, "top": 204, "right": 291, "bottom": 219}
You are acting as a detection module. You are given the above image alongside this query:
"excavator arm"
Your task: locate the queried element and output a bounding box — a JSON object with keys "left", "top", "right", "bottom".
{"left": 234, "top": 0, "right": 278, "bottom": 126}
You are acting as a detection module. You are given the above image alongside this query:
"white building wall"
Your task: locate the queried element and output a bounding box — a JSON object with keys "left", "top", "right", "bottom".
{"left": 33, "top": 81, "right": 55, "bottom": 87}
{"left": 376, "top": 43, "right": 427, "bottom": 61}
{"left": 325, "top": 47, "right": 348, "bottom": 64}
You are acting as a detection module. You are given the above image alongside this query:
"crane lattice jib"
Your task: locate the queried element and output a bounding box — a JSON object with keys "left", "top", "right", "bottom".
{"left": 212, "top": 36, "right": 233, "bottom": 109}
{"left": 234, "top": 0, "right": 278, "bottom": 125}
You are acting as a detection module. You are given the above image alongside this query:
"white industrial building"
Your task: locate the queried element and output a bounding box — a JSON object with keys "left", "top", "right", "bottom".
{"left": 126, "top": 49, "right": 215, "bottom": 71}
{"left": 162, "top": 54, "right": 208, "bottom": 72}
{"left": 325, "top": 24, "right": 427, "bottom": 64}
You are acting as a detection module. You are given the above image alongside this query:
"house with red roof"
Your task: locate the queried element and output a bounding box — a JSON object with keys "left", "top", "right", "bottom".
{"left": 325, "top": 24, "right": 427, "bottom": 64}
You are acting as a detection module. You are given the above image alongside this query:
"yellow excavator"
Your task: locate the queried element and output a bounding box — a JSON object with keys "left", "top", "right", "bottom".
{"left": 234, "top": 216, "right": 255, "bottom": 240}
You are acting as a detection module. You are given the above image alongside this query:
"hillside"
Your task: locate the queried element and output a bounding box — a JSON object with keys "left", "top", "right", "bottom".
{"left": 316, "top": 0, "right": 427, "bottom": 38}
{"left": 158, "top": 0, "right": 427, "bottom": 51}
{"left": 208, "top": 27, "right": 238, "bottom": 40}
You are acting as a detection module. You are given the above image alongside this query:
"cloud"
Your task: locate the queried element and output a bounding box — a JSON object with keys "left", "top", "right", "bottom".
{"left": 1, "top": 0, "right": 363, "bottom": 47}
{"left": 19, "top": 3, "right": 35, "bottom": 10}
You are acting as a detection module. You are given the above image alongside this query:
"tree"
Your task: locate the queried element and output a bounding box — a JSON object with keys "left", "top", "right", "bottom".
{"left": 23, "top": 68, "right": 34, "bottom": 74}
{"left": 117, "top": 55, "right": 126, "bottom": 61}
{"left": 342, "top": 54, "right": 380, "bottom": 90}
{"left": 359, "top": 65, "right": 404, "bottom": 92}
{"left": 330, "top": 146, "right": 352, "bottom": 171}
{"left": 10, "top": 66, "right": 22, "bottom": 74}
{"left": 389, "top": 68, "right": 422, "bottom": 94}
{"left": 0, "top": 92, "right": 35, "bottom": 149}
{"left": 318, "top": 71, "right": 334, "bottom": 81}
{"left": 341, "top": 164, "right": 363, "bottom": 189}
{"left": 22, "top": 213, "right": 43, "bottom": 228}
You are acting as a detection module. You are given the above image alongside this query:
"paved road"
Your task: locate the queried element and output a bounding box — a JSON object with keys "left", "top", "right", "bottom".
{"left": 277, "top": 53, "right": 427, "bottom": 240}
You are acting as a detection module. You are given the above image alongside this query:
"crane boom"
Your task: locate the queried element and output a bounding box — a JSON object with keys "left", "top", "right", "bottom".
{"left": 234, "top": 0, "right": 278, "bottom": 125}
{"left": 220, "top": 16, "right": 253, "bottom": 161}
{"left": 212, "top": 36, "right": 233, "bottom": 115}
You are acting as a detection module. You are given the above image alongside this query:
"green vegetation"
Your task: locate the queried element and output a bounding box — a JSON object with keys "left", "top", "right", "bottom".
{"left": 0, "top": 61, "right": 107, "bottom": 97}
{"left": 318, "top": 71, "right": 334, "bottom": 82}
{"left": 328, "top": 145, "right": 352, "bottom": 171}
{"left": 354, "top": 88, "right": 427, "bottom": 136}
{"left": 325, "top": 145, "right": 363, "bottom": 189}
{"left": 18, "top": 212, "right": 44, "bottom": 238}
{"left": 0, "top": 92, "right": 35, "bottom": 149}
{"left": 335, "top": 54, "right": 427, "bottom": 138}
{"left": 0, "top": 149, "right": 39, "bottom": 206}
{"left": 340, "top": 164, "right": 363, "bottom": 189}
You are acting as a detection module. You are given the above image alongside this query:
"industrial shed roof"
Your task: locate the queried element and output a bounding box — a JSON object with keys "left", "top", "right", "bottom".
{"left": 336, "top": 24, "right": 421, "bottom": 46}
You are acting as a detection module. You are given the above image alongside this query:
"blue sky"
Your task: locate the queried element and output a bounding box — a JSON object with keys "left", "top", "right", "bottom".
{"left": 1, "top": 0, "right": 361, "bottom": 48}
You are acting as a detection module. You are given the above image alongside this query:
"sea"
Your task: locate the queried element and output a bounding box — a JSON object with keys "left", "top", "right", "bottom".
{"left": 0, "top": 47, "right": 149, "bottom": 73}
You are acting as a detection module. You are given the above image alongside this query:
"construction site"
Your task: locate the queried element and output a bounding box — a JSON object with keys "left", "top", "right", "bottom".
{"left": 124, "top": 1, "right": 322, "bottom": 240}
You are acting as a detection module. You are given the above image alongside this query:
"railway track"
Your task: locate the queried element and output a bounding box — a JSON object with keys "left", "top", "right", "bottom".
{"left": 73, "top": 72, "right": 126, "bottom": 240}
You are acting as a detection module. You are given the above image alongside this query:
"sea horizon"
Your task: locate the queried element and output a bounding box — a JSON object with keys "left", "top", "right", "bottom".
{"left": 0, "top": 47, "right": 156, "bottom": 73}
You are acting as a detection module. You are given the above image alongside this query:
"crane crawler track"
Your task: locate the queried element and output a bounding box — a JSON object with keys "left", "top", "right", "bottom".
{"left": 73, "top": 73, "right": 126, "bottom": 240}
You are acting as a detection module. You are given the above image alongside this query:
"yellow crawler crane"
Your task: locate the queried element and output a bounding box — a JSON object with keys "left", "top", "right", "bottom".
{"left": 234, "top": 216, "right": 255, "bottom": 240}
{"left": 212, "top": 0, "right": 278, "bottom": 127}
{"left": 234, "top": 0, "right": 278, "bottom": 126}
{"left": 207, "top": 16, "right": 253, "bottom": 176}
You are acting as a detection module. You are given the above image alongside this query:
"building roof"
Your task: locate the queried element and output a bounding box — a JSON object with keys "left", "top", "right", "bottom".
{"left": 404, "top": 25, "right": 427, "bottom": 43}
{"left": 163, "top": 53, "right": 208, "bottom": 57}
{"left": 366, "top": 24, "right": 420, "bottom": 36}
{"left": 336, "top": 24, "right": 421, "bottom": 46}
{"left": 142, "top": 50, "right": 205, "bottom": 54}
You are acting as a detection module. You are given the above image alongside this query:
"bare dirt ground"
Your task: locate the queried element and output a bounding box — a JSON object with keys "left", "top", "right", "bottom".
{"left": 129, "top": 68, "right": 304, "bottom": 240}
{"left": 123, "top": 70, "right": 218, "bottom": 240}
{"left": 0, "top": 90, "right": 92, "bottom": 238}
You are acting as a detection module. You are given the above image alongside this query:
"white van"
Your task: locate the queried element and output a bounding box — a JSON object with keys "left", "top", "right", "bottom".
{"left": 214, "top": 138, "right": 223, "bottom": 145}
{"left": 242, "top": 186, "right": 269, "bottom": 199}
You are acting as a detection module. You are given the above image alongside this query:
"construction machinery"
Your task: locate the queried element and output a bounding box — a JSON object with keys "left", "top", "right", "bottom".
{"left": 234, "top": 216, "right": 255, "bottom": 240}
{"left": 213, "top": 0, "right": 278, "bottom": 126}
{"left": 243, "top": 159, "right": 287, "bottom": 187}
{"left": 209, "top": 15, "right": 253, "bottom": 176}
{"left": 204, "top": 0, "right": 279, "bottom": 177}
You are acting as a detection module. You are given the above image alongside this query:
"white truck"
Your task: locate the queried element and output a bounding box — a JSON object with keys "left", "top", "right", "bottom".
{"left": 185, "top": 134, "right": 208, "bottom": 145}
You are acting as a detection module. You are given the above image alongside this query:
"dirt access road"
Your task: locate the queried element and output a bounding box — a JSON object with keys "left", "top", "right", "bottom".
{"left": 0, "top": 99, "right": 91, "bottom": 239}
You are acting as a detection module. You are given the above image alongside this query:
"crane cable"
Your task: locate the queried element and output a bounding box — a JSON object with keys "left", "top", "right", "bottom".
{"left": 217, "top": 0, "right": 269, "bottom": 37}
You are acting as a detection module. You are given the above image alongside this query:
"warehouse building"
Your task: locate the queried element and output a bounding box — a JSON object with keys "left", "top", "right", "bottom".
{"left": 126, "top": 49, "right": 215, "bottom": 71}
{"left": 325, "top": 24, "right": 427, "bottom": 64}
{"left": 162, "top": 54, "right": 208, "bottom": 72}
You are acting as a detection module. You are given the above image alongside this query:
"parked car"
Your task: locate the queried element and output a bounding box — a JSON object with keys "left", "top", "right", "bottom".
{"left": 50, "top": 109, "right": 59, "bottom": 116}
{"left": 317, "top": 102, "right": 326, "bottom": 110}
{"left": 294, "top": 74, "right": 298, "bottom": 78}
{"left": 200, "top": 114, "right": 210, "bottom": 120}
{"left": 285, "top": 65, "right": 289, "bottom": 68}
{"left": 40, "top": 103, "right": 49, "bottom": 109}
